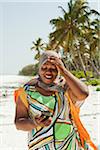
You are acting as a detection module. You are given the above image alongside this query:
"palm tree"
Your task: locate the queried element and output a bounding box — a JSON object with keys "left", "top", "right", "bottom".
{"left": 49, "top": 0, "right": 90, "bottom": 76}
{"left": 49, "top": 0, "right": 90, "bottom": 49}
{"left": 31, "top": 38, "right": 45, "bottom": 60}
{"left": 49, "top": 0, "right": 100, "bottom": 77}
{"left": 84, "top": 18, "right": 100, "bottom": 76}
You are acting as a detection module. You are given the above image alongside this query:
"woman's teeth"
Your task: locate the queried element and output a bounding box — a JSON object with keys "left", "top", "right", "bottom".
{"left": 45, "top": 75, "right": 52, "bottom": 79}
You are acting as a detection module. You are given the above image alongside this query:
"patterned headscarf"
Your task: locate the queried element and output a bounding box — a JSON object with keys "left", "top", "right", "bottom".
{"left": 38, "top": 50, "right": 60, "bottom": 75}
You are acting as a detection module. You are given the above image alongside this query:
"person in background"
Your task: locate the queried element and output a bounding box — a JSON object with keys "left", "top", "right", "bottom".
{"left": 14, "top": 51, "right": 97, "bottom": 150}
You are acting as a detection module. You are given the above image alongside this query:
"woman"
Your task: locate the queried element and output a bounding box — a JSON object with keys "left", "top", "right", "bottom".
{"left": 14, "top": 51, "right": 97, "bottom": 150}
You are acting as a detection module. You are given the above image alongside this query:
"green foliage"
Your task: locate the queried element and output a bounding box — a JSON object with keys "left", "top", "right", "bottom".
{"left": 86, "top": 71, "right": 94, "bottom": 78}
{"left": 32, "top": 63, "right": 39, "bottom": 76}
{"left": 19, "top": 64, "right": 34, "bottom": 76}
{"left": 71, "top": 70, "right": 85, "bottom": 78}
{"left": 96, "top": 87, "right": 100, "bottom": 91}
{"left": 85, "top": 79, "right": 100, "bottom": 86}
{"left": 71, "top": 70, "right": 93, "bottom": 79}
{"left": 48, "top": 0, "right": 100, "bottom": 75}
{"left": 19, "top": 63, "right": 39, "bottom": 76}
{"left": 28, "top": 0, "right": 100, "bottom": 78}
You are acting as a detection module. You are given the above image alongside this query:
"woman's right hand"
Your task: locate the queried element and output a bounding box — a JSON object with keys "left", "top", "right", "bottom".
{"left": 35, "top": 114, "right": 52, "bottom": 127}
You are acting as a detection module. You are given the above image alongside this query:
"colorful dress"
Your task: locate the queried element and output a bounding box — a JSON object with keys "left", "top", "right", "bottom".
{"left": 14, "top": 81, "right": 97, "bottom": 150}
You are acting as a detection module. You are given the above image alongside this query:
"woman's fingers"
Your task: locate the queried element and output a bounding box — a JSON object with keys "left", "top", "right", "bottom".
{"left": 43, "top": 119, "right": 51, "bottom": 126}
{"left": 48, "top": 56, "right": 59, "bottom": 61}
{"left": 42, "top": 117, "right": 51, "bottom": 126}
{"left": 47, "top": 57, "right": 59, "bottom": 65}
{"left": 35, "top": 115, "right": 52, "bottom": 127}
{"left": 35, "top": 114, "right": 45, "bottom": 122}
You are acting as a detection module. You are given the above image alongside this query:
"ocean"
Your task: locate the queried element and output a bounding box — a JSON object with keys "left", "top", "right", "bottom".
{"left": 0, "top": 75, "right": 100, "bottom": 150}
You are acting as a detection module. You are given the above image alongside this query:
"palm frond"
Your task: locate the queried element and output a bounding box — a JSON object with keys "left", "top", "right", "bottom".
{"left": 58, "top": 6, "right": 67, "bottom": 14}
{"left": 68, "top": 0, "right": 73, "bottom": 13}
{"left": 30, "top": 46, "right": 35, "bottom": 50}
{"left": 64, "top": 12, "right": 69, "bottom": 20}
{"left": 50, "top": 17, "right": 65, "bottom": 29}
{"left": 90, "top": 9, "right": 100, "bottom": 16}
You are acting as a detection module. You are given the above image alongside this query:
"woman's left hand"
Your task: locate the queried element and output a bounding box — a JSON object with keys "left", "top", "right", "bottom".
{"left": 47, "top": 56, "right": 66, "bottom": 74}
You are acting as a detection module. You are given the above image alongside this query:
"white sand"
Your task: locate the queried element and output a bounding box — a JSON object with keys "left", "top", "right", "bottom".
{"left": 0, "top": 75, "right": 100, "bottom": 150}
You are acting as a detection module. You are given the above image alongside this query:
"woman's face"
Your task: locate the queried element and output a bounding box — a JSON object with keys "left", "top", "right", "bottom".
{"left": 39, "top": 61, "right": 58, "bottom": 84}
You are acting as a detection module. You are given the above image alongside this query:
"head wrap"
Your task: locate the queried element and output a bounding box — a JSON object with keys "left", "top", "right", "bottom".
{"left": 38, "top": 50, "right": 60, "bottom": 74}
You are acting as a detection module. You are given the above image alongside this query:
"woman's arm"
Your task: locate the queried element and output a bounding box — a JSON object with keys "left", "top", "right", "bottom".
{"left": 14, "top": 97, "right": 37, "bottom": 131}
{"left": 60, "top": 68, "right": 89, "bottom": 100}
{"left": 15, "top": 97, "right": 51, "bottom": 131}
{"left": 48, "top": 56, "right": 89, "bottom": 101}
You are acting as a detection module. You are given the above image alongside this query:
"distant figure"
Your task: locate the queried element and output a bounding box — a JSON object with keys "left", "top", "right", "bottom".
{"left": 14, "top": 51, "right": 97, "bottom": 150}
{"left": 2, "top": 89, "right": 7, "bottom": 97}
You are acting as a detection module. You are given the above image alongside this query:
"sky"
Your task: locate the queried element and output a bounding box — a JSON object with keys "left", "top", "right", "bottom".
{"left": 0, "top": 0, "right": 99, "bottom": 75}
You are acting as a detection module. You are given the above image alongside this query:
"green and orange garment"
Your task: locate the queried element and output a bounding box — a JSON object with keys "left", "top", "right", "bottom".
{"left": 14, "top": 81, "right": 97, "bottom": 150}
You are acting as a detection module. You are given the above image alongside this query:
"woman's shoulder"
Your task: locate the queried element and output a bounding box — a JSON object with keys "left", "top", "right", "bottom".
{"left": 23, "top": 76, "right": 38, "bottom": 90}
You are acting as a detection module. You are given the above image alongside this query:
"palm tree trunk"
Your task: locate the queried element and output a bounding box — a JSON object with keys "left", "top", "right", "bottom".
{"left": 77, "top": 50, "right": 88, "bottom": 79}
{"left": 88, "top": 59, "right": 100, "bottom": 77}
{"left": 73, "top": 59, "right": 79, "bottom": 70}
{"left": 71, "top": 61, "right": 77, "bottom": 70}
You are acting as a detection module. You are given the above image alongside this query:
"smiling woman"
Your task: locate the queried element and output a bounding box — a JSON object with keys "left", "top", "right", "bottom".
{"left": 14, "top": 51, "right": 97, "bottom": 150}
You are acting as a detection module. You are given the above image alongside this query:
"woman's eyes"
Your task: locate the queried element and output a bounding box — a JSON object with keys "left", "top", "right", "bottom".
{"left": 41, "top": 67, "right": 47, "bottom": 70}
{"left": 41, "top": 67, "right": 57, "bottom": 72}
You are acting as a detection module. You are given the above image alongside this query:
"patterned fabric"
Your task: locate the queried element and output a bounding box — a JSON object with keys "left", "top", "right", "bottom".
{"left": 24, "top": 84, "right": 80, "bottom": 150}
{"left": 14, "top": 82, "right": 97, "bottom": 150}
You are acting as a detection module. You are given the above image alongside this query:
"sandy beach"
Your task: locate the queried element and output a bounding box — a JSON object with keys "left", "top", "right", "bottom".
{"left": 0, "top": 75, "right": 100, "bottom": 150}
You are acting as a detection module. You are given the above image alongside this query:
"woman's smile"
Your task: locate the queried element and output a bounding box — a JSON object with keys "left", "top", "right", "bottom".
{"left": 39, "top": 61, "right": 58, "bottom": 84}
{"left": 45, "top": 74, "right": 53, "bottom": 79}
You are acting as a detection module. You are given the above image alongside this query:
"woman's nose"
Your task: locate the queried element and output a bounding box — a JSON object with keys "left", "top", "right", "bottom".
{"left": 46, "top": 68, "right": 54, "bottom": 72}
